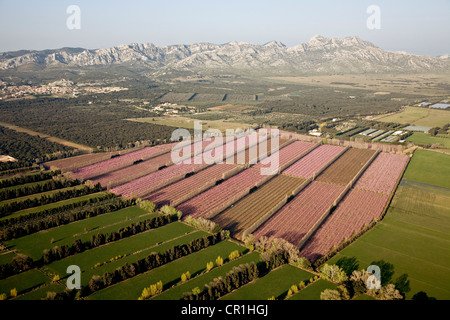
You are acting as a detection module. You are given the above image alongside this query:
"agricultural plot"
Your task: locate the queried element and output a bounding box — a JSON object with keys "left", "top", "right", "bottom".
{"left": 153, "top": 252, "right": 261, "bottom": 300}
{"left": 88, "top": 140, "right": 217, "bottom": 188}
{"left": 220, "top": 265, "right": 313, "bottom": 300}
{"left": 223, "top": 94, "right": 256, "bottom": 102}
{"left": 375, "top": 106, "right": 450, "bottom": 127}
{"left": 212, "top": 175, "right": 307, "bottom": 240}
{"left": 110, "top": 134, "right": 257, "bottom": 197}
{"left": 282, "top": 145, "right": 345, "bottom": 179}
{"left": 354, "top": 152, "right": 409, "bottom": 195}
{"left": 253, "top": 140, "right": 317, "bottom": 174}
{"left": 0, "top": 268, "right": 50, "bottom": 298}
{"left": 110, "top": 162, "right": 208, "bottom": 198}
{"left": 5, "top": 206, "right": 152, "bottom": 260}
{"left": 191, "top": 93, "right": 226, "bottom": 102}
{"left": 91, "top": 152, "right": 174, "bottom": 188}
{"left": 144, "top": 164, "right": 240, "bottom": 207}
{"left": 225, "top": 136, "right": 289, "bottom": 165}
{"left": 88, "top": 240, "right": 246, "bottom": 300}
{"left": 300, "top": 189, "right": 389, "bottom": 261}
{"left": 253, "top": 181, "right": 345, "bottom": 246}
{"left": 0, "top": 184, "right": 86, "bottom": 207}
{"left": 72, "top": 146, "right": 168, "bottom": 180}
{"left": 177, "top": 168, "right": 269, "bottom": 218}
{"left": 45, "top": 223, "right": 201, "bottom": 286}
{"left": 0, "top": 192, "right": 107, "bottom": 222}
{"left": 288, "top": 279, "right": 338, "bottom": 300}
{"left": 159, "top": 92, "right": 196, "bottom": 102}
{"left": 403, "top": 149, "right": 450, "bottom": 189}
{"left": 406, "top": 132, "right": 450, "bottom": 150}
{"left": 316, "top": 148, "right": 376, "bottom": 186}
{"left": 44, "top": 152, "right": 123, "bottom": 172}
{"left": 328, "top": 150, "right": 450, "bottom": 299}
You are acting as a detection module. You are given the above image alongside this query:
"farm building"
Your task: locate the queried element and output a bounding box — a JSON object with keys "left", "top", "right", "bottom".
{"left": 430, "top": 103, "right": 450, "bottom": 109}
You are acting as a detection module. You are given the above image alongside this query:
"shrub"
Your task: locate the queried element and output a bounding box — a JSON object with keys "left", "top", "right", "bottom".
{"left": 206, "top": 261, "right": 214, "bottom": 272}
{"left": 10, "top": 288, "right": 17, "bottom": 298}
{"left": 215, "top": 256, "right": 224, "bottom": 267}
{"left": 181, "top": 271, "right": 191, "bottom": 283}
{"left": 139, "top": 280, "right": 163, "bottom": 300}
{"left": 136, "top": 199, "right": 157, "bottom": 213}
{"left": 319, "top": 264, "right": 348, "bottom": 283}
{"left": 298, "top": 281, "right": 306, "bottom": 290}
{"left": 228, "top": 250, "right": 240, "bottom": 261}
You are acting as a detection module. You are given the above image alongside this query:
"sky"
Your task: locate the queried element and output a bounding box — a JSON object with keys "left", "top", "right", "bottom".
{"left": 0, "top": 0, "right": 449, "bottom": 56}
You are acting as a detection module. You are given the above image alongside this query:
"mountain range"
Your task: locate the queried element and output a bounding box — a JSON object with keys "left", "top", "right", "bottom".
{"left": 1, "top": 35, "right": 449, "bottom": 76}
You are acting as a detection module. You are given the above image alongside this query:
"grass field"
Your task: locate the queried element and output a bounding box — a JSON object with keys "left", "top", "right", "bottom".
{"left": 406, "top": 132, "right": 450, "bottom": 151}
{"left": 220, "top": 265, "right": 314, "bottom": 300}
{"left": 89, "top": 240, "right": 247, "bottom": 300}
{"left": 288, "top": 279, "right": 338, "bottom": 300}
{"left": 5, "top": 206, "right": 155, "bottom": 260}
{"left": 375, "top": 107, "right": 450, "bottom": 127}
{"left": 0, "top": 269, "right": 49, "bottom": 297}
{"left": 403, "top": 149, "right": 450, "bottom": 188}
{"left": 0, "top": 179, "right": 53, "bottom": 193}
{"left": 153, "top": 251, "right": 261, "bottom": 300}
{"left": 0, "top": 192, "right": 107, "bottom": 221}
{"left": 328, "top": 150, "right": 450, "bottom": 300}
{"left": 15, "top": 283, "right": 65, "bottom": 300}
{"left": 0, "top": 184, "right": 86, "bottom": 206}
{"left": 45, "top": 223, "right": 203, "bottom": 286}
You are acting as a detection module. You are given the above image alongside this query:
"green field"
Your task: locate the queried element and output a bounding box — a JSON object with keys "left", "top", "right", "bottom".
{"left": 0, "top": 192, "right": 107, "bottom": 221}
{"left": 375, "top": 106, "right": 450, "bottom": 127}
{"left": 45, "top": 223, "right": 202, "bottom": 286}
{"left": 288, "top": 279, "right": 338, "bottom": 300}
{"left": 15, "top": 283, "right": 65, "bottom": 300}
{"left": 0, "top": 184, "right": 86, "bottom": 206}
{"left": 153, "top": 252, "right": 261, "bottom": 300}
{"left": 403, "top": 149, "right": 450, "bottom": 189}
{"left": 1, "top": 179, "right": 53, "bottom": 193}
{"left": 406, "top": 132, "right": 450, "bottom": 150}
{"left": 0, "top": 269, "right": 49, "bottom": 297}
{"left": 89, "top": 240, "right": 247, "bottom": 300}
{"left": 5, "top": 206, "right": 154, "bottom": 260}
{"left": 328, "top": 150, "right": 450, "bottom": 300}
{"left": 220, "top": 265, "right": 314, "bottom": 300}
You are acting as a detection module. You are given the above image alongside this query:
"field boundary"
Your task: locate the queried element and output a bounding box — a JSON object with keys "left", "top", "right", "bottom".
{"left": 242, "top": 178, "right": 312, "bottom": 240}
{"left": 312, "top": 146, "right": 349, "bottom": 180}
{"left": 205, "top": 169, "right": 276, "bottom": 220}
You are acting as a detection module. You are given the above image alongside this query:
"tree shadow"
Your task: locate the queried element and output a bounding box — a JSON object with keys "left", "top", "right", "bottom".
{"left": 394, "top": 273, "right": 411, "bottom": 297}
{"left": 370, "top": 260, "right": 395, "bottom": 285}
{"left": 412, "top": 291, "right": 437, "bottom": 300}
{"left": 335, "top": 256, "right": 360, "bottom": 276}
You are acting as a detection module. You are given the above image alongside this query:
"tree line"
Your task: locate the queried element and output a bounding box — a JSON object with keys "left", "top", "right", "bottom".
{"left": 0, "top": 196, "right": 133, "bottom": 241}
{"left": 0, "top": 176, "right": 80, "bottom": 201}
{"left": 81, "top": 232, "right": 227, "bottom": 297}
{"left": 0, "top": 209, "right": 179, "bottom": 280}
{"left": 0, "top": 183, "right": 103, "bottom": 217}
{"left": 181, "top": 250, "right": 290, "bottom": 300}
{"left": 0, "top": 170, "right": 61, "bottom": 189}
{"left": 0, "top": 192, "right": 116, "bottom": 228}
{"left": 41, "top": 212, "right": 180, "bottom": 265}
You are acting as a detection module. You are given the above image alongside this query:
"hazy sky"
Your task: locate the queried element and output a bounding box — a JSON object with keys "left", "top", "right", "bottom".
{"left": 0, "top": 0, "right": 449, "bottom": 56}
